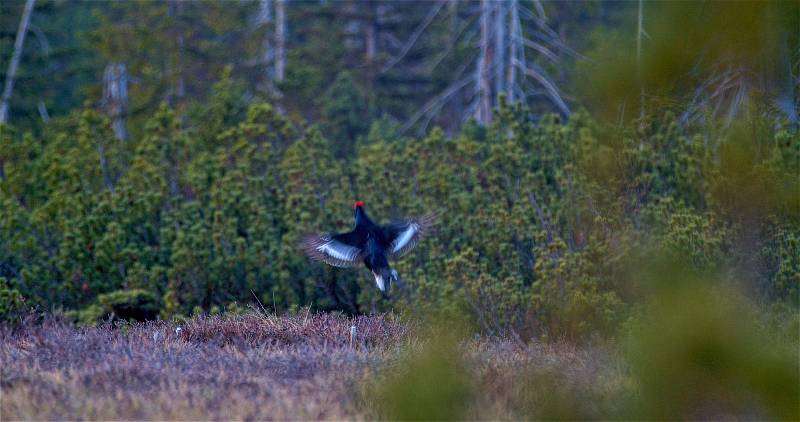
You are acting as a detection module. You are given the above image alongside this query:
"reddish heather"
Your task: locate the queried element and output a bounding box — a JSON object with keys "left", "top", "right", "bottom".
{"left": 1, "top": 313, "right": 626, "bottom": 420}
{"left": 0, "top": 313, "right": 409, "bottom": 420}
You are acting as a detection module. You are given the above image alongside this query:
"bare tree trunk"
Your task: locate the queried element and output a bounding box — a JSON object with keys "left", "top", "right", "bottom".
{"left": 0, "top": 0, "right": 36, "bottom": 124}
{"left": 506, "top": 0, "right": 519, "bottom": 103}
{"left": 167, "top": 0, "right": 186, "bottom": 108}
{"left": 98, "top": 142, "right": 114, "bottom": 193}
{"left": 257, "top": 0, "right": 273, "bottom": 58}
{"left": 102, "top": 63, "right": 129, "bottom": 141}
{"left": 257, "top": 0, "right": 274, "bottom": 86}
{"left": 176, "top": 2, "right": 186, "bottom": 102}
{"left": 448, "top": 0, "right": 458, "bottom": 47}
{"left": 365, "top": 1, "right": 377, "bottom": 63}
{"left": 275, "top": 0, "right": 287, "bottom": 83}
{"left": 37, "top": 101, "right": 49, "bottom": 122}
{"left": 476, "top": 0, "right": 492, "bottom": 125}
{"left": 493, "top": 1, "right": 506, "bottom": 101}
{"left": 365, "top": 0, "right": 378, "bottom": 91}
{"left": 637, "top": 0, "right": 645, "bottom": 121}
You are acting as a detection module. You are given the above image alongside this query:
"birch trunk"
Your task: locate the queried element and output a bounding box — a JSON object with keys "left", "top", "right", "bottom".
{"left": 0, "top": 0, "right": 36, "bottom": 124}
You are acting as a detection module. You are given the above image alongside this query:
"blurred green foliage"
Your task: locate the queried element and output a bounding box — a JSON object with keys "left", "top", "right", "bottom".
{"left": 625, "top": 282, "right": 799, "bottom": 420}
{"left": 371, "top": 278, "right": 799, "bottom": 420}
{"left": 370, "top": 325, "right": 473, "bottom": 420}
{"left": 577, "top": 1, "right": 799, "bottom": 126}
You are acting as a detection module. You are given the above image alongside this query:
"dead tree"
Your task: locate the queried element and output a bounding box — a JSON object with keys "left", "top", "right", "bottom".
{"left": 365, "top": 0, "right": 378, "bottom": 63}
{"left": 0, "top": 0, "right": 36, "bottom": 124}
{"left": 493, "top": 1, "right": 507, "bottom": 101}
{"left": 102, "top": 63, "right": 129, "bottom": 141}
{"left": 476, "top": 0, "right": 493, "bottom": 125}
{"left": 506, "top": 0, "right": 519, "bottom": 103}
{"left": 167, "top": 0, "right": 186, "bottom": 107}
{"left": 401, "top": 0, "right": 571, "bottom": 133}
{"left": 275, "top": 0, "right": 287, "bottom": 83}
{"left": 509, "top": 1, "right": 570, "bottom": 117}
{"left": 256, "top": 0, "right": 278, "bottom": 94}
{"left": 637, "top": 0, "right": 645, "bottom": 121}
{"left": 474, "top": 0, "right": 569, "bottom": 125}
{"left": 364, "top": 0, "right": 378, "bottom": 90}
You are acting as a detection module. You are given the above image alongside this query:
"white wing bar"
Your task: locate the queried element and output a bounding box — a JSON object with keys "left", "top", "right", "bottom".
{"left": 391, "top": 223, "right": 420, "bottom": 254}
{"left": 317, "top": 240, "right": 361, "bottom": 263}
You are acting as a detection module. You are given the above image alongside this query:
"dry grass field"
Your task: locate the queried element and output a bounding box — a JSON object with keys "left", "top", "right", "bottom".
{"left": 2, "top": 309, "right": 796, "bottom": 420}
{"left": 0, "top": 312, "right": 624, "bottom": 420}
{"left": 1, "top": 313, "right": 409, "bottom": 420}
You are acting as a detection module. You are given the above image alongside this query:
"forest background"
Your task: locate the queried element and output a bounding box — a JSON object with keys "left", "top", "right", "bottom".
{"left": 0, "top": 0, "right": 798, "bottom": 343}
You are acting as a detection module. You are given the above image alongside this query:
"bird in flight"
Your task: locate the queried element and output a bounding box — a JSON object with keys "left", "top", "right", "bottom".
{"left": 302, "top": 201, "right": 438, "bottom": 296}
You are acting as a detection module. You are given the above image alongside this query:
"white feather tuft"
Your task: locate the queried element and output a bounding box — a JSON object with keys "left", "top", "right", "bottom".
{"left": 372, "top": 271, "right": 386, "bottom": 292}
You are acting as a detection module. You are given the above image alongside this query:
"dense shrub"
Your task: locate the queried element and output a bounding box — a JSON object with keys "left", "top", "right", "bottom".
{"left": 1, "top": 91, "right": 797, "bottom": 340}
{"left": 0, "top": 277, "right": 26, "bottom": 321}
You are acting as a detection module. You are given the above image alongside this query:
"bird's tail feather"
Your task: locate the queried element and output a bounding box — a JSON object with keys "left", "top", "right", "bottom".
{"left": 374, "top": 268, "right": 404, "bottom": 295}
{"left": 390, "top": 269, "right": 406, "bottom": 290}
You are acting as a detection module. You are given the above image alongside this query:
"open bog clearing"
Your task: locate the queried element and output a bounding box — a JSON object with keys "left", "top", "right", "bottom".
{"left": 1, "top": 313, "right": 620, "bottom": 420}
{"left": 1, "top": 314, "right": 407, "bottom": 420}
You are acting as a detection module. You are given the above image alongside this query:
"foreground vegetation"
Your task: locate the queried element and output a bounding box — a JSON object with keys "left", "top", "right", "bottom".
{"left": 1, "top": 313, "right": 405, "bottom": 420}
{"left": 2, "top": 307, "right": 797, "bottom": 420}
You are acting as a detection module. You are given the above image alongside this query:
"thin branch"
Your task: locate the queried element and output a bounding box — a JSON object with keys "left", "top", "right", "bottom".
{"left": 28, "top": 23, "right": 49, "bottom": 56}
{"left": 531, "top": 0, "right": 546, "bottom": 20}
{"left": 0, "top": 0, "right": 36, "bottom": 124}
{"left": 381, "top": 1, "right": 446, "bottom": 74}
{"left": 519, "top": 61, "right": 570, "bottom": 117}
{"left": 520, "top": 37, "right": 559, "bottom": 63}
{"left": 426, "top": 14, "right": 479, "bottom": 73}
{"left": 401, "top": 74, "right": 475, "bottom": 135}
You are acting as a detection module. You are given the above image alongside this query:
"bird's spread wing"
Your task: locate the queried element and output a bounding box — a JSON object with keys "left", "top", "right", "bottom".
{"left": 302, "top": 231, "right": 364, "bottom": 268}
{"left": 384, "top": 211, "right": 439, "bottom": 259}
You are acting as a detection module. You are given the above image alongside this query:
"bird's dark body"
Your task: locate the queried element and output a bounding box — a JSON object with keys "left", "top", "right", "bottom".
{"left": 302, "top": 201, "right": 437, "bottom": 295}
{"left": 364, "top": 236, "right": 389, "bottom": 272}
{"left": 337, "top": 207, "right": 394, "bottom": 286}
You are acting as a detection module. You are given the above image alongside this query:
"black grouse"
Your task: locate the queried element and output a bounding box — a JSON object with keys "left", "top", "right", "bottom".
{"left": 302, "top": 201, "right": 438, "bottom": 295}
